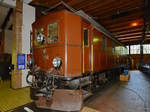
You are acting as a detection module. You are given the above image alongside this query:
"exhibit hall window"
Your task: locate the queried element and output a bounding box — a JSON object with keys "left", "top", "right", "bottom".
{"left": 143, "top": 44, "right": 150, "bottom": 54}
{"left": 130, "top": 44, "right": 140, "bottom": 54}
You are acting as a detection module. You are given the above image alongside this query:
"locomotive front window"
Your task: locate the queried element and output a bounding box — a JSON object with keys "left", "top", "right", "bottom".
{"left": 48, "top": 22, "right": 58, "bottom": 43}
{"left": 35, "top": 27, "right": 45, "bottom": 45}
{"left": 84, "top": 28, "right": 88, "bottom": 46}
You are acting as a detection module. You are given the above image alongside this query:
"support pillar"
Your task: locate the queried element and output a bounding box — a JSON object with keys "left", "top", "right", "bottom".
{"left": 11, "top": 0, "right": 22, "bottom": 89}
{"left": 139, "top": 44, "right": 144, "bottom": 69}
{"left": 128, "top": 44, "right": 132, "bottom": 69}
{"left": 129, "top": 44, "right": 131, "bottom": 55}
{"left": 0, "top": 30, "right": 5, "bottom": 53}
{"left": 139, "top": 0, "right": 147, "bottom": 69}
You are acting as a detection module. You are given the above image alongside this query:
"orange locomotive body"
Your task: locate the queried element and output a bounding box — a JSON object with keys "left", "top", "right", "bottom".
{"left": 28, "top": 10, "right": 128, "bottom": 111}
{"left": 32, "top": 10, "right": 82, "bottom": 77}
{"left": 32, "top": 10, "right": 127, "bottom": 76}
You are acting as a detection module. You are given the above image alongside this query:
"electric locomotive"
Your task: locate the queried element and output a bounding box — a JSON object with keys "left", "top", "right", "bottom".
{"left": 27, "top": 10, "right": 128, "bottom": 111}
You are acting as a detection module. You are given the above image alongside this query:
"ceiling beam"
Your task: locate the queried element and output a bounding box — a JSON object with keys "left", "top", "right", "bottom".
{"left": 118, "top": 35, "right": 150, "bottom": 40}
{"left": 124, "top": 39, "right": 150, "bottom": 45}
{"left": 118, "top": 36, "right": 142, "bottom": 40}
{"left": 95, "top": 5, "right": 143, "bottom": 21}
{"left": 112, "top": 27, "right": 142, "bottom": 34}
{"left": 121, "top": 38, "right": 143, "bottom": 42}
{"left": 88, "top": 0, "right": 143, "bottom": 17}
{"left": 109, "top": 24, "right": 143, "bottom": 32}
{"left": 73, "top": 0, "right": 112, "bottom": 10}
{"left": 106, "top": 19, "right": 143, "bottom": 29}
{"left": 84, "top": 0, "right": 130, "bottom": 13}
{"left": 115, "top": 32, "right": 142, "bottom": 38}
{"left": 101, "top": 12, "right": 143, "bottom": 26}
{"left": 67, "top": 0, "right": 86, "bottom": 6}
{"left": 1, "top": 8, "right": 13, "bottom": 29}
{"left": 122, "top": 37, "right": 150, "bottom": 42}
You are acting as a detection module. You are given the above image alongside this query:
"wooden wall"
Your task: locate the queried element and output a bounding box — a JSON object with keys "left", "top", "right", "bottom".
{"left": 129, "top": 54, "right": 150, "bottom": 69}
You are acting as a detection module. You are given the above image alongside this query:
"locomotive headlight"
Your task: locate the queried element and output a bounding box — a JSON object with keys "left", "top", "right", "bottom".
{"left": 36, "top": 33, "right": 45, "bottom": 44}
{"left": 27, "top": 58, "right": 33, "bottom": 68}
{"left": 52, "top": 57, "right": 62, "bottom": 68}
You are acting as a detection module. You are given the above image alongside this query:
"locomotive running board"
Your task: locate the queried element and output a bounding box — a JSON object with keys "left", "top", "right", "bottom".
{"left": 36, "top": 89, "right": 83, "bottom": 111}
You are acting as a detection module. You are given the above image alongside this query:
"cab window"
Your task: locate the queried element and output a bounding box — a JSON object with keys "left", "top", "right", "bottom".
{"left": 48, "top": 22, "right": 58, "bottom": 43}
{"left": 102, "top": 36, "right": 106, "bottom": 50}
{"left": 84, "top": 28, "right": 88, "bottom": 46}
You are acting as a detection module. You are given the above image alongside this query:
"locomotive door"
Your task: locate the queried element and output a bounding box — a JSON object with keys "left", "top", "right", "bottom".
{"left": 82, "top": 23, "right": 91, "bottom": 74}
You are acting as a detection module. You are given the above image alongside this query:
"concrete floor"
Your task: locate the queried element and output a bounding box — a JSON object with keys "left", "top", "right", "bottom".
{"left": 86, "top": 70, "right": 150, "bottom": 112}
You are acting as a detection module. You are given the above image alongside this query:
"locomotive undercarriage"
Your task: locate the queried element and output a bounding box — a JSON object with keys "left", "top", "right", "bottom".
{"left": 27, "top": 65, "right": 126, "bottom": 102}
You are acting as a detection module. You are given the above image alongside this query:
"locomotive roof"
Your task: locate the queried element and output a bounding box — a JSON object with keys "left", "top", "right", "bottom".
{"left": 33, "top": 1, "right": 125, "bottom": 46}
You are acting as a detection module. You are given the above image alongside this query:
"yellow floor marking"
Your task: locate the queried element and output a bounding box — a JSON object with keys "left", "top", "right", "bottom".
{"left": 0, "top": 81, "right": 100, "bottom": 112}
{"left": 0, "top": 80, "right": 32, "bottom": 112}
{"left": 81, "top": 106, "right": 100, "bottom": 112}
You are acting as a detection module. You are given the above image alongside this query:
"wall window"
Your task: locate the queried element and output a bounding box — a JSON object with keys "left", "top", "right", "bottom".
{"left": 102, "top": 37, "right": 106, "bottom": 50}
{"left": 125, "top": 44, "right": 150, "bottom": 54}
{"left": 48, "top": 22, "right": 58, "bottom": 43}
{"left": 130, "top": 44, "right": 140, "bottom": 54}
{"left": 115, "top": 46, "right": 121, "bottom": 54}
{"left": 112, "top": 42, "right": 115, "bottom": 53}
{"left": 84, "top": 28, "right": 88, "bottom": 46}
{"left": 143, "top": 44, "right": 150, "bottom": 54}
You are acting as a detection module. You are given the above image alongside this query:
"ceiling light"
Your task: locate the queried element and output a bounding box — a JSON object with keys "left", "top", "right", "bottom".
{"left": 131, "top": 22, "right": 138, "bottom": 27}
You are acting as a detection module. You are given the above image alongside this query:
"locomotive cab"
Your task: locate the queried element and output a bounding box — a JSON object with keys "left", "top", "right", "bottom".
{"left": 32, "top": 10, "right": 83, "bottom": 77}
{"left": 29, "top": 10, "right": 85, "bottom": 111}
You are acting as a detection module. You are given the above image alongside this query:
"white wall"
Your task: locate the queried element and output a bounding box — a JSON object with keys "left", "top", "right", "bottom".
{"left": 22, "top": 0, "right": 32, "bottom": 4}
{"left": 21, "top": 3, "right": 35, "bottom": 87}
{"left": 0, "top": 0, "right": 32, "bottom": 8}
{"left": 0, "top": 0, "right": 16, "bottom": 8}
{"left": 4, "top": 30, "right": 12, "bottom": 54}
